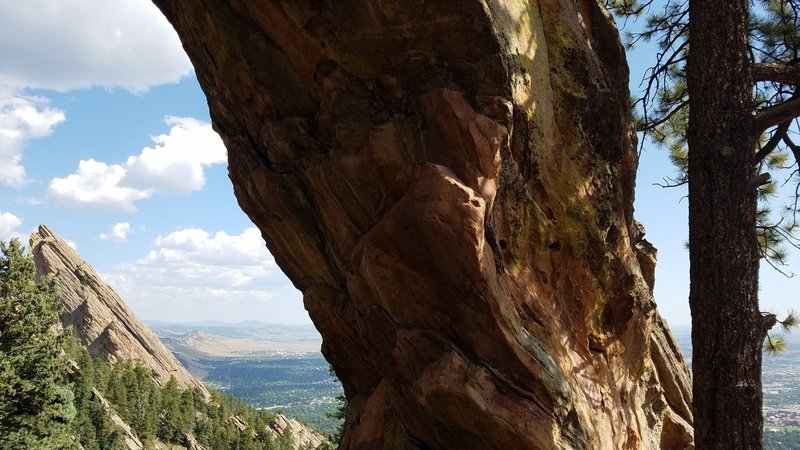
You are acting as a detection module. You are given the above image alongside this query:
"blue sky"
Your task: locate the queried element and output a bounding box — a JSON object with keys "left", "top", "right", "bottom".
{"left": 0, "top": 1, "right": 795, "bottom": 328}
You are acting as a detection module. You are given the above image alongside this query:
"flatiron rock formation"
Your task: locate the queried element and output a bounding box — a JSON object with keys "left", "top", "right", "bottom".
{"left": 30, "top": 224, "right": 210, "bottom": 400}
{"left": 154, "top": 1, "right": 694, "bottom": 448}
{"left": 269, "top": 415, "right": 328, "bottom": 450}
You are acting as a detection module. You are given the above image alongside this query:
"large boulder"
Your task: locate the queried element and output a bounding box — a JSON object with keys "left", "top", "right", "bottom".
{"left": 153, "top": 1, "right": 694, "bottom": 448}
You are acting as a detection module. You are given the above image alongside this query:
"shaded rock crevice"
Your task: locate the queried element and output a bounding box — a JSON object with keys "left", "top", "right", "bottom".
{"left": 154, "top": 0, "right": 694, "bottom": 448}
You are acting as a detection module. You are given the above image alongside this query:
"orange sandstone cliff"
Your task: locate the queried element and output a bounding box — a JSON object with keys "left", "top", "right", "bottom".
{"left": 153, "top": 1, "right": 693, "bottom": 448}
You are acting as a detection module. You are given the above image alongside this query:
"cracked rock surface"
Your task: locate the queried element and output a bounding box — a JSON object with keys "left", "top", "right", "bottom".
{"left": 153, "top": 1, "right": 694, "bottom": 448}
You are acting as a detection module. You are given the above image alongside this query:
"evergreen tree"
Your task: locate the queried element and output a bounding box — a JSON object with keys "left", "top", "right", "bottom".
{"left": 87, "top": 399, "right": 125, "bottom": 450}
{"left": 159, "top": 376, "right": 192, "bottom": 443}
{"left": 178, "top": 389, "right": 195, "bottom": 433}
{"left": 129, "top": 365, "right": 159, "bottom": 443}
{"left": 325, "top": 366, "right": 346, "bottom": 447}
{"left": 606, "top": 1, "right": 800, "bottom": 447}
{"left": 0, "top": 238, "right": 77, "bottom": 449}
{"left": 275, "top": 428, "right": 294, "bottom": 450}
{"left": 71, "top": 347, "right": 100, "bottom": 450}
{"left": 63, "top": 331, "right": 125, "bottom": 450}
{"left": 0, "top": 239, "right": 299, "bottom": 450}
{"left": 106, "top": 364, "right": 129, "bottom": 420}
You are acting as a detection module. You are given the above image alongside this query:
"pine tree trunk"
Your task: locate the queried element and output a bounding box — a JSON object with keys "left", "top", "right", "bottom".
{"left": 687, "top": 1, "right": 763, "bottom": 448}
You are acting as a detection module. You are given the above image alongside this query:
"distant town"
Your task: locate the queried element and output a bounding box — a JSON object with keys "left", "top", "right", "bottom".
{"left": 673, "top": 327, "right": 800, "bottom": 431}
{"left": 763, "top": 349, "right": 800, "bottom": 429}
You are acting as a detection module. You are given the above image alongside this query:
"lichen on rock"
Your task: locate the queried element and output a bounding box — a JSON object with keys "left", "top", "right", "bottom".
{"left": 153, "top": 0, "right": 694, "bottom": 448}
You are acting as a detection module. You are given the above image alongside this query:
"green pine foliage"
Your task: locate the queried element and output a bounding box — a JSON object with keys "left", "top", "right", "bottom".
{"left": 192, "top": 391, "right": 293, "bottom": 450}
{"left": 324, "top": 365, "right": 347, "bottom": 448}
{"left": 0, "top": 238, "right": 78, "bottom": 449}
{"left": 64, "top": 335, "right": 304, "bottom": 450}
{"left": 158, "top": 376, "right": 190, "bottom": 443}
{"left": 605, "top": 0, "right": 800, "bottom": 269}
{"left": 0, "top": 238, "right": 327, "bottom": 450}
{"left": 605, "top": 0, "right": 800, "bottom": 355}
{"left": 67, "top": 340, "right": 125, "bottom": 450}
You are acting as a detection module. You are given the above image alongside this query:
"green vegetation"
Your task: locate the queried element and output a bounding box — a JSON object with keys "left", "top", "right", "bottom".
{"left": 0, "top": 238, "right": 77, "bottom": 449}
{"left": 65, "top": 334, "right": 304, "bottom": 450}
{"left": 325, "top": 366, "right": 346, "bottom": 446}
{"left": 65, "top": 336, "right": 125, "bottom": 450}
{"left": 0, "top": 238, "right": 328, "bottom": 450}
{"left": 765, "top": 428, "right": 800, "bottom": 449}
{"left": 204, "top": 354, "right": 343, "bottom": 435}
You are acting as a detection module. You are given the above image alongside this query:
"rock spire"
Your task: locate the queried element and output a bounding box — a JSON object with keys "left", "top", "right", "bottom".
{"left": 30, "top": 224, "right": 210, "bottom": 399}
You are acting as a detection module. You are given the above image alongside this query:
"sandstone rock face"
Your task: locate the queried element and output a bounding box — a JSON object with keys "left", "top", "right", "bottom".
{"left": 153, "top": 0, "right": 694, "bottom": 448}
{"left": 30, "top": 225, "right": 210, "bottom": 400}
{"left": 269, "top": 414, "right": 328, "bottom": 450}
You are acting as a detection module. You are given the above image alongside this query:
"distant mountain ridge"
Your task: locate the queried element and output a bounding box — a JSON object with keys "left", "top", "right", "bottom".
{"left": 148, "top": 320, "right": 322, "bottom": 342}
{"left": 150, "top": 321, "right": 322, "bottom": 351}
{"left": 149, "top": 320, "right": 323, "bottom": 381}
{"left": 146, "top": 319, "right": 318, "bottom": 329}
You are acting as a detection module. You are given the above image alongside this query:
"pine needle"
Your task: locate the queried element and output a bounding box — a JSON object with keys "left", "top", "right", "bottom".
{"left": 780, "top": 310, "right": 799, "bottom": 333}
{"left": 765, "top": 334, "right": 788, "bottom": 355}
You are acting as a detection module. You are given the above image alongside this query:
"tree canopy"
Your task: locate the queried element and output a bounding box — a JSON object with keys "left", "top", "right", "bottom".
{"left": 607, "top": 0, "right": 800, "bottom": 447}
{"left": 0, "top": 237, "right": 323, "bottom": 449}
{"left": 0, "top": 238, "right": 76, "bottom": 449}
{"left": 607, "top": 0, "right": 800, "bottom": 271}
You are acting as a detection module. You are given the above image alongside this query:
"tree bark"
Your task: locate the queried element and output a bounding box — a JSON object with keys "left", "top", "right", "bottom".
{"left": 687, "top": 1, "right": 763, "bottom": 448}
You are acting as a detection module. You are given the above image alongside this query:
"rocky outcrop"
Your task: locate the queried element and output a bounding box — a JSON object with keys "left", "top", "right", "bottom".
{"left": 183, "top": 432, "right": 207, "bottom": 450}
{"left": 32, "top": 225, "right": 326, "bottom": 449}
{"left": 92, "top": 388, "right": 144, "bottom": 450}
{"left": 218, "top": 413, "right": 327, "bottom": 450}
{"left": 154, "top": 0, "right": 693, "bottom": 448}
{"left": 269, "top": 414, "right": 328, "bottom": 450}
{"left": 30, "top": 225, "right": 210, "bottom": 400}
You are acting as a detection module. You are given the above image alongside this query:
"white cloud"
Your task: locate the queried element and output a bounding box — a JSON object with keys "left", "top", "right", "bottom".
{"left": 142, "top": 227, "right": 276, "bottom": 285}
{"left": 150, "top": 227, "right": 270, "bottom": 266}
{"left": 0, "top": 211, "right": 22, "bottom": 241}
{"left": 48, "top": 159, "right": 152, "bottom": 212}
{"left": 123, "top": 117, "right": 226, "bottom": 195}
{"left": 0, "top": 0, "right": 192, "bottom": 92}
{"left": 121, "top": 226, "right": 279, "bottom": 289}
{"left": 0, "top": 1, "right": 195, "bottom": 190}
{"left": 103, "top": 227, "right": 305, "bottom": 322}
{"left": 0, "top": 94, "right": 65, "bottom": 186}
{"left": 99, "top": 222, "right": 132, "bottom": 243}
{"left": 47, "top": 117, "right": 225, "bottom": 212}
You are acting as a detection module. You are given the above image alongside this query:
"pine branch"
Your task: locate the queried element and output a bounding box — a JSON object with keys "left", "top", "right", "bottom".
{"left": 638, "top": 99, "right": 688, "bottom": 132}
{"left": 654, "top": 177, "right": 687, "bottom": 188}
{"left": 753, "top": 94, "right": 800, "bottom": 133}
{"left": 755, "top": 121, "right": 791, "bottom": 162}
{"left": 785, "top": 134, "right": 800, "bottom": 168}
{"left": 753, "top": 63, "right": 800, "bottom": 85}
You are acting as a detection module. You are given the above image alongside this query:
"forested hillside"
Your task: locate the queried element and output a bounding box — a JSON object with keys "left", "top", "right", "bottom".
{"left": 63, "top": 334, "right": 305, "bottom": 450}
{"left": 0, "top": 238, "right": 330, "bottom": 450}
